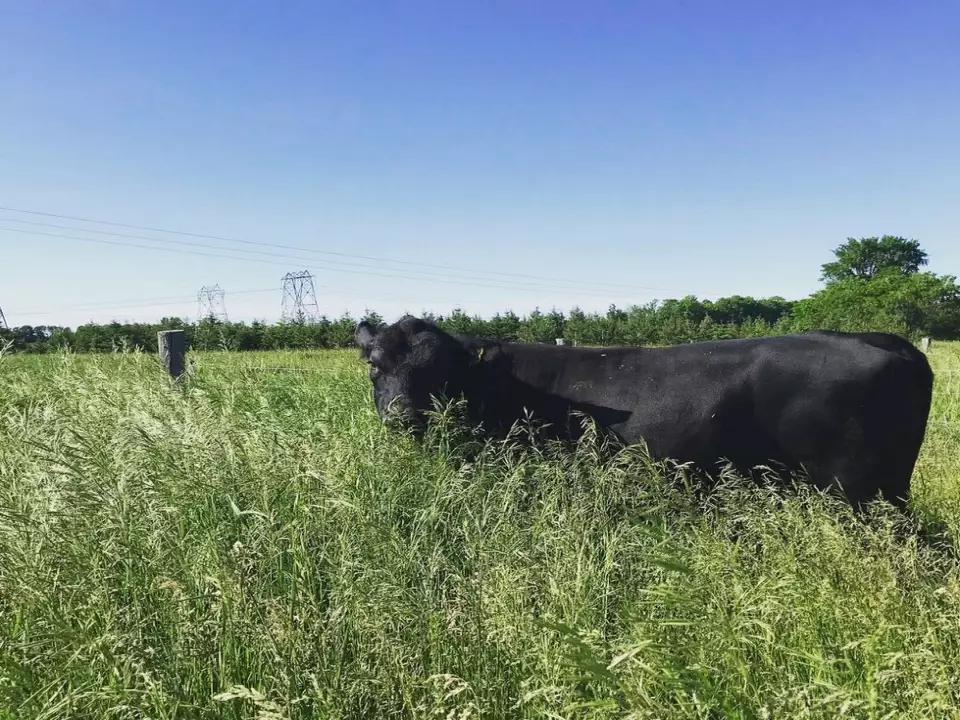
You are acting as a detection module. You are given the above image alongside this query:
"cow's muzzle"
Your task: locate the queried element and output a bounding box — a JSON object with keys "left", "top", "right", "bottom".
{"left": 379, "top": 398, "right": 424, "bottom": 434}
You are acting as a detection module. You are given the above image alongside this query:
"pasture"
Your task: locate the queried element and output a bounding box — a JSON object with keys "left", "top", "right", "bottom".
{"left": 1, "top": 342, "right": 960, "bottom": 719}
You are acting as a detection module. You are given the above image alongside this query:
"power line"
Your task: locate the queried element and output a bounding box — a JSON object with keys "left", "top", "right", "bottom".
{"left": 10, "top": 284, "right": 488, "bottom": 319}
{"left": 14, "top": 288, "right": 276, "bottom": 317}
{"left": 0, "top": 216, "right": 619, "bottom": 294}
{"left": 0, "top": 225, "right": 652, "bottom": 300}
{"left": 0, "top": 205, "right": 706, "bottom": 295}
{"left": 83, "top": 288, "right": 275, "bottom": 312}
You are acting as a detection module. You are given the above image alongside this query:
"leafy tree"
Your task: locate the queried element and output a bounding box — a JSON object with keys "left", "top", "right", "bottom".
{"left": 820, "top": 235, "right": 928, "bottom": 283}
{"left": 622, "top": 302, "right": 659, "bottom": 345}
{"left": 563, "top": 307, "right": 592, "bottom": 345}
{"left": 328, "top": 313, "right": 357, "bottom": 348}
{"left": 439, "top": 308, "right": 483, "bottom": 337}
{"left": 792, "top": 272, "right": 960, "bottom": 339}
{"left": 518, "top": 307, "right": 565, "bottom": 343}
{"left": 486, "top": 311, "right": 522, "bottom": 341}
{"left": 703, "top": 295, "right": 793, "bottom": 325}
{"left": 360, "top": 309, "right": 385, "bottom": 330}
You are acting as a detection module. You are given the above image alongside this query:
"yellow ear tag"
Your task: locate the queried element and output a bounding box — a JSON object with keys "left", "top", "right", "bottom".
{"left": 476, "top": 347, "right": 485, "bottom": 361}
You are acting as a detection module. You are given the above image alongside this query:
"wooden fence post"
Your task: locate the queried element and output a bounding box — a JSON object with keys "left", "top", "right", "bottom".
{"left": 158, "top": 330, "right": 186, "bottom": 380}
{"left": 921, "top": 337, "right": 931, "bottom": 353}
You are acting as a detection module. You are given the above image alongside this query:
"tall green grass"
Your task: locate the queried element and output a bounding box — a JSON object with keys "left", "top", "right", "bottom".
{"left": 1, "top": 343, "right": 959, "bottom": 719}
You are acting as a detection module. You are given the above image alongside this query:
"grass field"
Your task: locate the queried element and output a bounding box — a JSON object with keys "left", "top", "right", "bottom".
{"left": 2, "top": 342, "right": 960, "bottom": 719}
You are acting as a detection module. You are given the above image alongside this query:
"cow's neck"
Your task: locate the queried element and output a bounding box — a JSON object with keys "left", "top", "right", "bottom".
{"left": 462, "top": 343, "right": 583, "bottom": 438}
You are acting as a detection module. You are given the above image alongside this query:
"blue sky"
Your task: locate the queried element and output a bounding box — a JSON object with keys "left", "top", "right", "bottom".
{"left": 2, "top": 0, "right": 958, "bottom": 327}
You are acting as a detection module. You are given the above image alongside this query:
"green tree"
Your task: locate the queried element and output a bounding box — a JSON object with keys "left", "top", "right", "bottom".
{"left": 563, "top": 307, "right": 592, "bottom": 345}
{"left": 328, "top": 313, "right": 357, "bottom": 347}
{"left": 486, "top": 311, "right": 522, "bottom": 341}
{"left": 439, "top": 308, "right": 482, "bottom": 337}
{"left": 792, "top": 272, "right": 960, "bottom": 339}
{"left": 703, "top": 295, "right": 793, "bottom": 325}
{"left": 820, "top": 235, "right": 928, "bottom": 283}
{"left": 360, "top": 309, "right": 385, "bottom": 330}
{"left": 519, "top": 307, "right": 565, "bottom": 343}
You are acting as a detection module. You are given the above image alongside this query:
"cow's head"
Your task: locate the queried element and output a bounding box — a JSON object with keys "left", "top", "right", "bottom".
{"left": 355, "top": 316, "right": 494, "bottom": 432}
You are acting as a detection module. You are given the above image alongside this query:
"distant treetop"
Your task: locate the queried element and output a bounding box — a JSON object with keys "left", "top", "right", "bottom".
{"left": 820, "top": 235, "right": 928, "bottom": 283}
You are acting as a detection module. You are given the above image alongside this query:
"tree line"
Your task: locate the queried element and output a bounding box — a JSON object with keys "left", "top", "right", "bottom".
{"left": 4, "top": 236, "right": 959, "bottom": 354}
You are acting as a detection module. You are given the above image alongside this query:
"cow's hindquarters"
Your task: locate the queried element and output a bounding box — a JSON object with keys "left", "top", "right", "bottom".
{"left": 769, "top": 349, "right": 931, "bottom": 509}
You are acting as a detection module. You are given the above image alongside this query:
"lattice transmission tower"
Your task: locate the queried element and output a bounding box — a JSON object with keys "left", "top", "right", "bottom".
{"left": 281, "top": 271, "right": 320, "bottom": 323}
{"left": 0, "top": 303, "right": 8, "bottom": 330}
{"left": 197, "top": 284, "right": 229, "bottom": 322}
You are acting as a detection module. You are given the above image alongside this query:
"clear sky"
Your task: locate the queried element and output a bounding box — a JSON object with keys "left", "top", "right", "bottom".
{"left": 2, "top": 0, "right": 958, "bottom": 328}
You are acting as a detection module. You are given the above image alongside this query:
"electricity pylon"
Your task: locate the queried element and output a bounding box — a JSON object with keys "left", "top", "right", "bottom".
{"left": 197, "top": 284, "right": 229, "bottom": 322}
{"left": 281, "top": 271, "right": 320, "bottom": 323}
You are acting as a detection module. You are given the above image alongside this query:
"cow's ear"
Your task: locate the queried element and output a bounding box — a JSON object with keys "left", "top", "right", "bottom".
{"left": 355, "top": 322, "right": 376, "bottom": 353}
{"left": 464, "top": 339, "right": 499, "bottom": 364}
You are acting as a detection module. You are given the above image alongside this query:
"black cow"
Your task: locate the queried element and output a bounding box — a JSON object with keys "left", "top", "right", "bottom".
{"left": 355, "top": 316, "right": 934, "bottom": 509}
